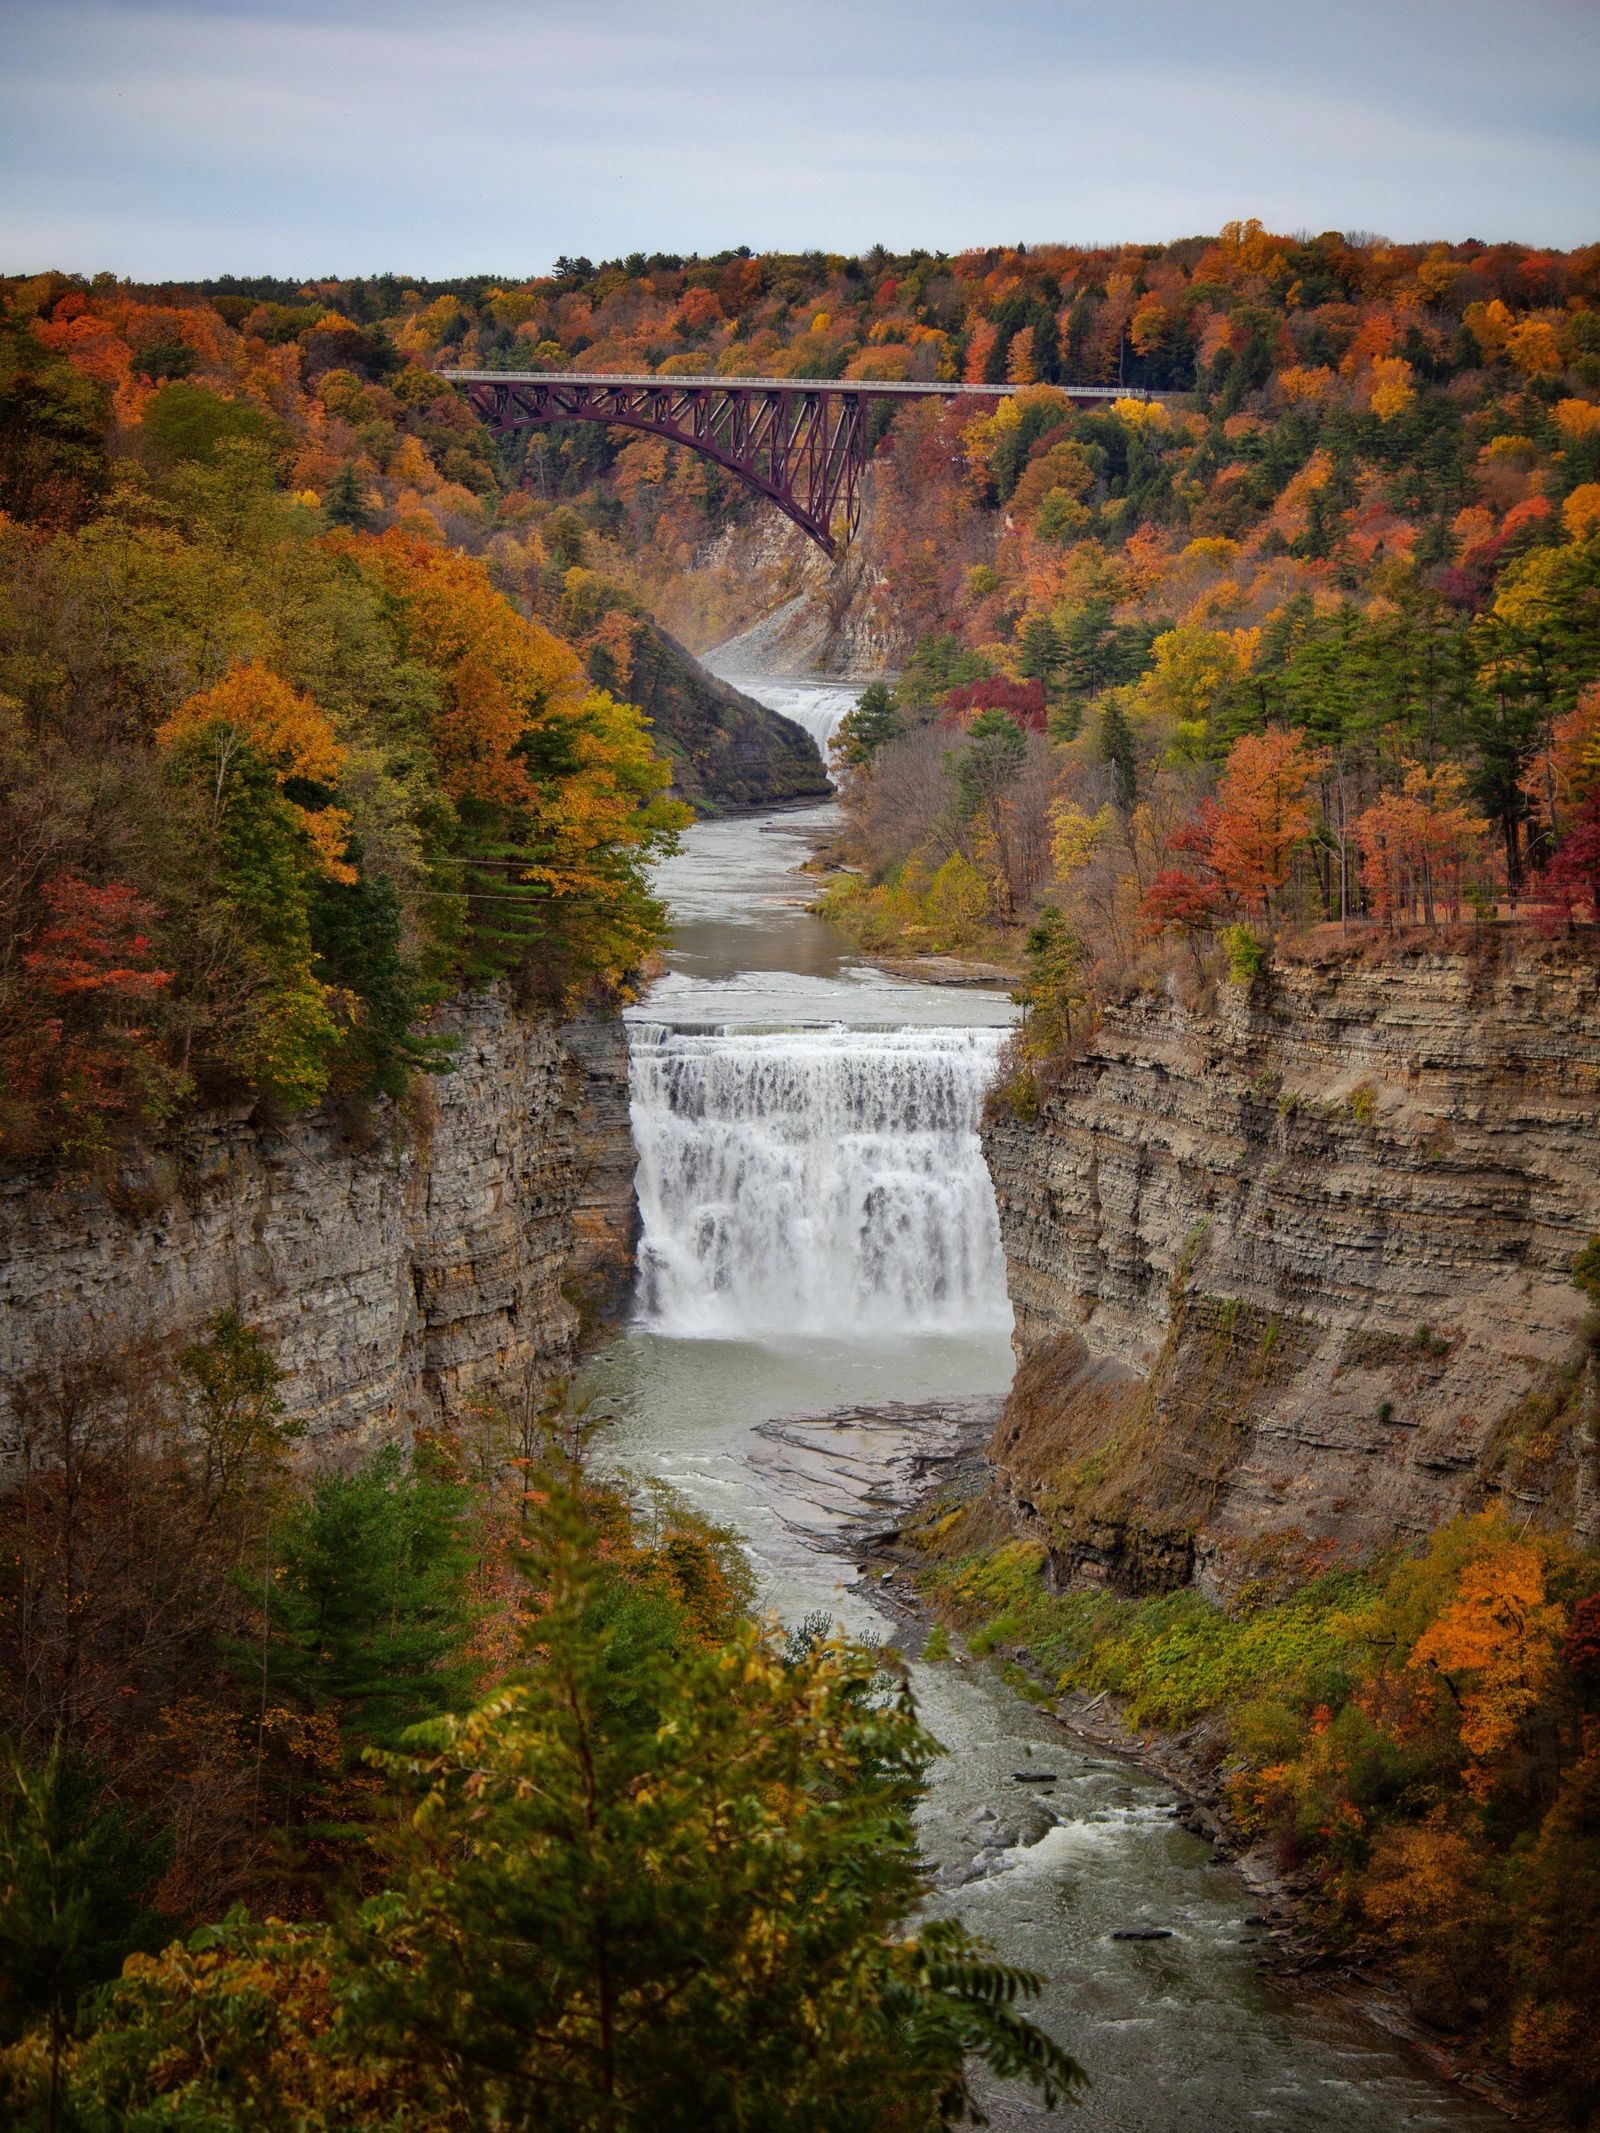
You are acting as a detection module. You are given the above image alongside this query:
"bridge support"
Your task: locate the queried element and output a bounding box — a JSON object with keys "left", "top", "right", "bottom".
{"left": 453, "top": 373, "right": 867, "bottom": 555}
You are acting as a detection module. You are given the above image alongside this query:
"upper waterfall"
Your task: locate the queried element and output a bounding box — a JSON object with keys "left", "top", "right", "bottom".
{"left": 629, "top": 1022, "right": 1014, "bottom": 1341}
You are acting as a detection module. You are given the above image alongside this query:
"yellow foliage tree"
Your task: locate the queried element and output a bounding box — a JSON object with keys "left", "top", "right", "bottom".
{"left": 1367, "top": 356, "right": 1415, "bottom": 422}
{"left": 157, "top": 662, "right": 354, "bottom": 883}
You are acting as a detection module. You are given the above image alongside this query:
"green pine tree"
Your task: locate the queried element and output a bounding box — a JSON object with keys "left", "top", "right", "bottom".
{"left": 321, "top": 461, "right": 370, "bottom": 530}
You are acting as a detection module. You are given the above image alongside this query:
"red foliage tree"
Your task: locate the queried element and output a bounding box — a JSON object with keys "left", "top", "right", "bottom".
{"left": 941, "top": 678, "right": 1048, "bottom": 730}
{"left": 1138, "top": 867, "right": 1226, "bottom": 940}
{"left": 2, "top": 874, "right": 172, "bottom": 1147}
{"left": 1531, "top": 789, "right": 1600, "bottom": 927}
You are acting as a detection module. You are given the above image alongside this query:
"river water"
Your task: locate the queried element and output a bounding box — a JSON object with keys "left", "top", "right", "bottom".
{"left": 579, "top": 678, "right": 1502, "bottom": 2131}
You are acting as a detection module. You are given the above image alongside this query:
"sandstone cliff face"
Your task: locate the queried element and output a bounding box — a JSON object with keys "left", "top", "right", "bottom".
{"left": 648, "top": 473, "right": 900, "bottom": 678}
{"left": 981, "top": 938, "right": 1600, "bottom": 1596}
{"left": 0, "top": 991, "right": 639, "bottom": 1455}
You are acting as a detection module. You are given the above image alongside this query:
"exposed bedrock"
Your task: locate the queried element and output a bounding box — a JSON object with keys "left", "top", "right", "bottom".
{"left": 980, "top": 936, "right": 1600, "bottom": 1597}
{"left": 0, "top": 990, "right": 638, "bottom": 1456}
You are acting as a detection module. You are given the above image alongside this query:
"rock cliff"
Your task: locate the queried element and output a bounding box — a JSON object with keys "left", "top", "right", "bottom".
{"left": 981, "top": 935, "right": 1600, "bottom": 1597}
{"left": 609, "top": 622, "right": 831, "bottom": 814}
{"left": 0, "top": 990, "right": 639, "bottom": 1455}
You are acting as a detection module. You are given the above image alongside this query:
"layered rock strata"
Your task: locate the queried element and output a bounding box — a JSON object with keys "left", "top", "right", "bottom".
{"left": 981, "top": 936, "right": 1600, "bottom": 1595}
{"left": 0, "top": 991, "right": 639, "bottom": 1456}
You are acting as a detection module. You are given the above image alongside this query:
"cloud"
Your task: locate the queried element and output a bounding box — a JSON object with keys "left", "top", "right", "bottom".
{"left": 1, "top": 0, "right": 1596, "bottom": 275}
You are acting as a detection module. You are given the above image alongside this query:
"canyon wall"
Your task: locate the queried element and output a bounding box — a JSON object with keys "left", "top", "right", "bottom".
{"left": 0, "top": 991, "right": 638, "bottom": 1457}
{"left": 621, "top": 622, "right": 832, "bottom": 812}
{"left": 981, "top": 935, "right": 1600, "bottom": 1597}
{"left": 647, "top": 475, "right": 899, "bottom": 678}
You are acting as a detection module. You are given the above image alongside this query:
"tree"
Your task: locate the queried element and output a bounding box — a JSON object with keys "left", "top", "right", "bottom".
{"left": 1531, "top": 788, "right": 1600, "bottom": 925}
{"left": 1, "top": 874, "right": 174, "bottom": 1160}
{"left": 159, "top": 662, "right": 354, "bottom": 884}
{"left": 341, "top": 1465, "right": 1082, "bottom": 2132}
{"left": 0, "top": 306, "right": 108, "bottom": 527}
{"left": 321, "top": 462, "right": 370, "bottom": 531}
{"left": 1206, "top": 727, "right": 1328, "bottom": 919}
{"left": 1410, "top": 1536, "right": 1567, "bottom": 1794}
{"left": 1096, "top": 696, "right": 1138, "bottom": 813}
{"left": 1138, "top": 866, "right": 1225, "bottom": 942}
{"left": 177, "top": 1310, "right": 300, "bottom": 1514}
{"left": 63, "top": 1461, "right": 1084, "bottom": 2132}
{"left": 1355, "top": 762, "right": 1493, "bottom": 927}
{"left": 265, "top": 1444, "right": 474, "bottom": 1756}
{"left": 831, "top": 681, "right": 900, "bottom": 769}
{"left": 1015, "top": 614, "right": 1065, "bottom": 698}
{"left": 948, "top": 710, "right": 1029, "bottom": 916}
{"left": 342, "top": 532, "right": 687, "bottom": 993}
{"left": 1017, "top": 907, "right": 1092, "bottom": 1055}
{"left": 0, "top": 1744, "right": 168, "bottom": 2133}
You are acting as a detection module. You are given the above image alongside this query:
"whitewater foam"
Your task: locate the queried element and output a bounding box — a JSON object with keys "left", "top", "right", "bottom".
{"left": 629, "top": 1021, "right": 1013, "bottom": 1340}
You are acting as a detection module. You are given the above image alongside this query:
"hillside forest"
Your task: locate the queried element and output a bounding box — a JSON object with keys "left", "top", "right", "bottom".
{"left": 6, "top": 223, "right": 1600, "bottom": 1135}
{"left": 2, "top": 223, "right": 1600, "bottom": 2127}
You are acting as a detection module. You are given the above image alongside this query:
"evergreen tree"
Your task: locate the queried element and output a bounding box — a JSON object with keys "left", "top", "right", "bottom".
{"left": 321, "top": 461, "right": 370, "bottom": 530}
{"left": 1016, "top": 614, "right": 1064, "bottom": 694}
{"left": 63, "top": 1456, "right": 1084, "bottom": 2132}
{"left": 0, "top": 1745, "right": 167, "bottom": 2133}
{"left": 264, "top": 1443, "right": 475, "bottom": 1755}
{"left": 832, "top": 681, "right": 901, "bottom": 767}
{"left": 1097, "top": 696, "right": 1138, "bottom": 812}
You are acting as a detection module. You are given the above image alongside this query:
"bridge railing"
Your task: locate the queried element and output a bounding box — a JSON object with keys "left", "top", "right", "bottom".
{"left": 439, "top": 369, "right": 1177, "bottom": 402}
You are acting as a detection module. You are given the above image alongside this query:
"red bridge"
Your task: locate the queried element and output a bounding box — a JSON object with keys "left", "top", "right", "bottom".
{"left": 442, "top": 370, "right": 1172, "bottom": 557}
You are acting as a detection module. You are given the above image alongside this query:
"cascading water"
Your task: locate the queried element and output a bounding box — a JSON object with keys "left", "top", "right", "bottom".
{"left": 629, "top": 1022, "right": 1013, "bottom": 1340}
{"left": 750, "top": 680, "right": 860, "bottom": 772}
{"left": 707, "top": 670, "right": 861, "bottom": 779}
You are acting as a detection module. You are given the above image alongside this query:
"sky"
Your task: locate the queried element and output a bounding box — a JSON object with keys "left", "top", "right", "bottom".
{"left": 2, "top": 0, "right": 1597, "bottom": 280}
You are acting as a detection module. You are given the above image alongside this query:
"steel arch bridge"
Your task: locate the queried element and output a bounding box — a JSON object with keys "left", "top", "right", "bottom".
{"left": 441, "top": 370, "right": 1172, "bottom": 557}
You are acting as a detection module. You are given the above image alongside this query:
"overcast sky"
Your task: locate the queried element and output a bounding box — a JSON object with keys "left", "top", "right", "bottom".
{"left": 2, "top": 0, "right": 1597, "bottom": 280}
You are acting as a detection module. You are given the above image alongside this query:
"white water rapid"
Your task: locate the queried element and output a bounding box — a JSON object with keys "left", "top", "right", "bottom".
{"left": 630, "top": 1023, "right": 1012, "bottom": 1340}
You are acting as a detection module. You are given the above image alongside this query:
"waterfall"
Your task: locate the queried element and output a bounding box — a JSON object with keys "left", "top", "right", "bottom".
{"left": 731, "top": 679, "right": 861, "bottom": 777}
{"left": 629, "top": 1022, "right": 1014, "bottom": 1340}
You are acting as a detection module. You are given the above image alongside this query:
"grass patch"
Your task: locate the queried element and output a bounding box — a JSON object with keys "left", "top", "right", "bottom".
{"left": 918, "top": 1538, "right": 1374, "bottom": 1730}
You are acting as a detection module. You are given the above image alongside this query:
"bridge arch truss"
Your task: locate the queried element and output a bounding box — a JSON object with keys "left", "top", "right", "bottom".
{"left": 451, "top": 373, "right": 867, "bottom": 555}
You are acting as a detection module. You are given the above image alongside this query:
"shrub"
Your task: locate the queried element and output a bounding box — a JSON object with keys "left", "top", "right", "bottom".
{"left": 1220, "top": 923, "right": 1266, "bottom": 984}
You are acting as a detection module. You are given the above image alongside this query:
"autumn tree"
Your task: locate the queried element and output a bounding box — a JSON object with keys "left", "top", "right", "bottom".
{"left": 0, "top": 875, "right": 173, "bottom": 1161}
{"left": 1205, "top": 727, "right": 1328, "bottom": 920}
{"left": 1355, "top": 761, "right": 1494, "bottom": 926}
{"left": 342, "top": 531, "right": 687, "bottom": 992}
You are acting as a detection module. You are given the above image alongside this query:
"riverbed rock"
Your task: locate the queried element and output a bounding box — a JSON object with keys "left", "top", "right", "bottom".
{"left": 746, "top": 1399, "right": 1003, "bottom": 1552}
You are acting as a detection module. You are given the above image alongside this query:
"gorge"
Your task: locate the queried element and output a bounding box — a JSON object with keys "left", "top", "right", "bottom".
{"left": 577, "top": 709, "right": 1518, "bottom": 2132}
{"left": 2, "top": 662, "right": 1590, "bottom": 2128}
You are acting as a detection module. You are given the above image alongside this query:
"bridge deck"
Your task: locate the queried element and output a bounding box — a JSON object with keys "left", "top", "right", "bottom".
{"left": 440, "top": 368, "right": 1173, "bottom": 401}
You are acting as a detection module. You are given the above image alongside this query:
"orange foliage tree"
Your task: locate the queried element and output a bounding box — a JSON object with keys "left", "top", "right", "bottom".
{"left": 1205, "top": 727, "right": 1328, "bottom": 919}
{"left": 1355, "top": 761, "right": 1493, "bottom": 926}
{"left": 342, "top": 532, "right": 688, "bottom": 989}
{"left": 1409, "top": 1537, "right": 1568, "bottom": 1793}
{"left": 157, "top": 662, "right": 354, "bottom": 883}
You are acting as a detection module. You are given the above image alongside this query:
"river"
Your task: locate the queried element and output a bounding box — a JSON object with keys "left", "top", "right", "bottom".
{"left": 578, "top": 677, "right": 1503, "bottom": 2132}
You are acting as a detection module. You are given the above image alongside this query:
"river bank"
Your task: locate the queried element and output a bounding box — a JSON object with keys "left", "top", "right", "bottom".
{"left": 735, "top": 1385, "right": 1523, "bottom": 2122}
